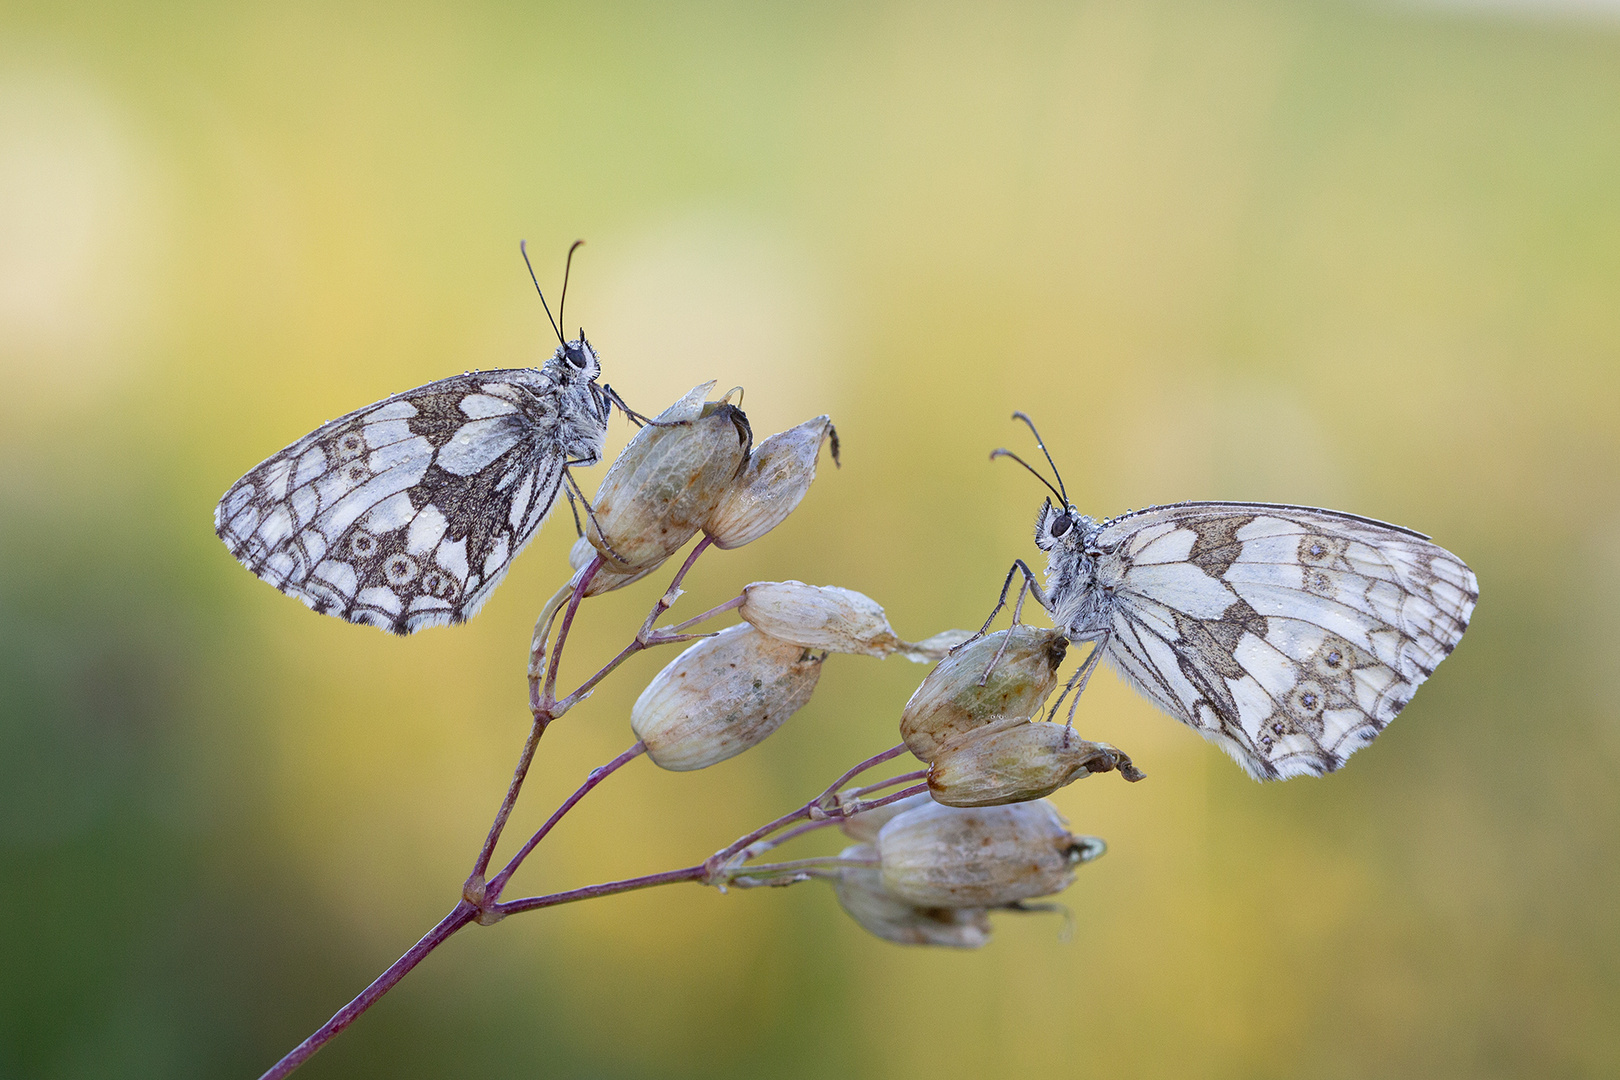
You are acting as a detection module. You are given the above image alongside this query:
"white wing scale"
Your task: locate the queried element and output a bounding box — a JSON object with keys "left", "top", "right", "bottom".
{"left": 1087, "top": 502, "right": 1476, "bottom": 780}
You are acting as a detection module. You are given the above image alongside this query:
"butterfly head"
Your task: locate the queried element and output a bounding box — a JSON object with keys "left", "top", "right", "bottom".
{"left": 553, "top": 335, "right": 601, "bottom": 382}
{"left": 1033, "top": 497, "right": 1083, "bottom": 553}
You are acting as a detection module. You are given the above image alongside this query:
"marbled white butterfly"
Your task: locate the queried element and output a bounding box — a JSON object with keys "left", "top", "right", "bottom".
{"left": 215, "top": 243, "right": 631, "bottom": 635}
{"left": 984, "top": 413, "right": 1478, "bottom": 780}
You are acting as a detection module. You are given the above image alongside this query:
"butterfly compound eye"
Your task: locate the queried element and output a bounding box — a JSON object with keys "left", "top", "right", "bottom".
{"left": 566, "top": 346, "right": 588, "bottom": 369}
{"left": 1050, "top": 513, "right": 1073, "bottom": 537}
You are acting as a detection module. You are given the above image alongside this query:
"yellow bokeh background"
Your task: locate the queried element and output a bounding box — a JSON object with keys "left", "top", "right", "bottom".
{"left": 2, "top": 2, "right": 1617, "bottom": 1077}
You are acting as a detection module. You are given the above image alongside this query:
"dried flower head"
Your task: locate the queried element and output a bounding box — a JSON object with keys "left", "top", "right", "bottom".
{"left": 877, "top": 799, "right": 1104, "bottom": 908}
{"left": 832, "top": 844, "right": 992, "bottom": 948}
{"left": 705, "top": 416, "right": 837, "bottom": 549}
{"left": 587, "top": 382, "right": 752, "bottom": 571}
{"left": 899, "top": 627, "right": 1068, "bottom": 761}
{"left": 631, "top": 623, "right": 823, "bottom": 771}
{"left": 928, "top": 722, "right": 1143, "bottom": 807}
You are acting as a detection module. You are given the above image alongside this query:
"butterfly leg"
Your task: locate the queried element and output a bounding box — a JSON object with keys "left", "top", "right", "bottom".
{"left": 1044, "top": 629, "right": 1111, "bottom": 731}
{"left": 969, "top": 560, "right": 1051, "bottom": 642}
{"left": 602, "top": 384, "right": 675, "bottom": 428}
{"left": 564, "top": 485, "right": 585, "bottom": 539}
{"left": 562, "top": 468, "right": 631, "bottom": 565}
{"left": 978, "top": 572, "right": 1034, "bottom": 686}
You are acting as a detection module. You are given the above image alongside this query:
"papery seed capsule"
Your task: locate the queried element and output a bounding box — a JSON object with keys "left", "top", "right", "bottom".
{"left": 587, "top": 382, "right": 752, "bottom": 571}
{"left": 927, "top": 722, "right": 1143, "bottom": 807}
{"left": 631, "top": 624, "right": 822, "bottom": 771}
{"left": 839, "top": 791, "right": 934, "bottom": 844}
{"left": 832, "top": 844, "right": 992, "bottom": 948}
{"left": 568, "top": 535, "right": 666, "bottom": 597}
{"left": 739, "top": 581, "right": 903, "bottom": 658}
{"left": 704, "top": 415, "right": 837, "bottom": 549}
{"left": 877, "top": 800, "right": 1104, "bottom": 908}
{"left": 899, "top": 627, "right": 1068, "bottom": 761}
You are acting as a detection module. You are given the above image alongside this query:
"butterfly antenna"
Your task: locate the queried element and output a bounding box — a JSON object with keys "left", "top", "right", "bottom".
{"left": 989, "top": 448, "right": 1067, "bottom": 506}
{"left": 1011, "top": 411, "right": 1070, "bottom": 507}
{"left": 520, "top": 240, "right": 566, "bottom": 346}
{"left": 557, "top": 239, "right": 584, "bottom": 342}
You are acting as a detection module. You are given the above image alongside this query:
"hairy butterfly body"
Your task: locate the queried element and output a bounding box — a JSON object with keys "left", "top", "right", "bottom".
{"left": 215, "top": 338, "right": 613, "bottom": 634}
{"left": 988, "top": 416, "right": 1478, "bottom": 781}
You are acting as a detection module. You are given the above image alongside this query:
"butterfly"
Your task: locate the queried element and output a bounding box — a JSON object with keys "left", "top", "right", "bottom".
{"left": 214, "top": 242, "right": 633, "bottom": 635}
{"left": 982, "top": 413, "right": 1478, "bottom": 780}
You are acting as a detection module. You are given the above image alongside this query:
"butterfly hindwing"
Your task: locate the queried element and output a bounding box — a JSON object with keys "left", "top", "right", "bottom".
{"left": 215, "top": 369, "right": 574, "bottom": 634}
{"left": 1089, "top": 502, "right": 1477, "bottom": 779}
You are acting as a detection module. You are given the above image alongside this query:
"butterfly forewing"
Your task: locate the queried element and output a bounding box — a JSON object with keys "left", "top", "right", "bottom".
{"left": 1090, "top": 502, "right": 1476, "bottom": 779}
{"left": 215, "top": 368, "right": 583, "bottom": 635}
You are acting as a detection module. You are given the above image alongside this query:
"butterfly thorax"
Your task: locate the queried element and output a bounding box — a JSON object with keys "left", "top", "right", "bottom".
{"left": 538, "top": 339, "right": 609, "bottom": 464}
{"left": 1033, "top": 502, "right": 1113, "bottom": 638}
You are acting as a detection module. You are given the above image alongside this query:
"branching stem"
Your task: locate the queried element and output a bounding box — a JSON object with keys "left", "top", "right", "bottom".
{"left": 260, "top": 529, "right": 939, "bottom": 1080}
{"left": 484, "top": 741, "right": 646, "bottom": 905}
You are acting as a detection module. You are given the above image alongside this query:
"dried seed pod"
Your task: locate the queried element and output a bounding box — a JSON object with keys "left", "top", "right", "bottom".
{"left": 899, "top": 627, "right": 1068, "bottom": 761}
{"left": 631, "top": 624, "right": 823, "bottom": 771}
{"left": 832, "top": 844, "right": 992, "bottom": 948}
{"left": 587, "top": 382, "right": 752, "bottom": 571}
{"left": 568, "top": 535, "right": 666, "bottom": 597}
{"left": 705, "top": 415, "right": 837, "bottom": 549}
{"left": 928, "top": 722, "right": 1143, "bottom": 807}
{"left": 739, "top": 581, "right": 902, "bottom": 658}
{"left": 839, "top": 791, "right": 933, "bottom": 844}
{"left": 877, "top": 800, "right": 1105, "bottom": 908}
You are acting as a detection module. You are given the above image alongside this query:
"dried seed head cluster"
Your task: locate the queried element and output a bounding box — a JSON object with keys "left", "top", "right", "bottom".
{"left": 563, "top": 383, "right": 1132, "bottom": 949}
{"left": 253, "top": 342, "right": 1167, "bottom": 1073}
{"left": 888, "top": 625, "right": 1144, "bottom": 808}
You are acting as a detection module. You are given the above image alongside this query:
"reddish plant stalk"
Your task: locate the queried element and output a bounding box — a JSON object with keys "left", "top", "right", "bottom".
{"left": 258, "top": 902, "right": 478, "bottom": 1080}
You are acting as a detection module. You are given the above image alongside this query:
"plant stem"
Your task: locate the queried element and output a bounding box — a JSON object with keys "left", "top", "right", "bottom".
{"left": 847, "top": 770, "right": 927, "bottom": 800}
{"left": 465, "top": 718, "right": 547, "bottom": 892}
{"left": 494, "top": 866, "right": 707, "bottom": 916}
{"left": 840, "top": 783, "right": 930, "bottom": 816}
{"left": 664, "top": 594, "right": 743, "bottom": 634}
{"left": 638, "top": 536, "right": 714, "bottom": 640}
{"left": 485, "top": 742, "right": 646, "bottom": 903}
{"left": 815, "top": 742, "right": 909, "bottom": 806}
{"left": 549, "top": 541, "right": 738, "bottom": 718}
{"left": 540, "top": 556, "right": 603, "bottom": 709}
{"left": 745, "top": 816, "right": 842, "bottom": 855}
{"left": 705, "top": 768, "right": 929, "bottom": 878}
{"left": 257, "top": 902, "right": 478, "bottom": 1080}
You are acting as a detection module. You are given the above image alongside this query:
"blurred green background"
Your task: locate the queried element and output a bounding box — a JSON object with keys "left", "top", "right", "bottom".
{"left": 3, "top": 1, "right": 1617, "bottom": 1077}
